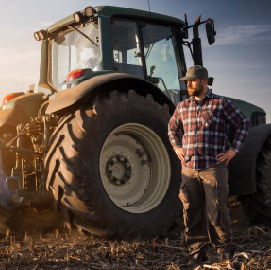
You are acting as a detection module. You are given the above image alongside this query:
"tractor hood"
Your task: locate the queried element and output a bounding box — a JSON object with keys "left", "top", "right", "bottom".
{"left": 229, "top": 97, "right": 265, "bottom": 120}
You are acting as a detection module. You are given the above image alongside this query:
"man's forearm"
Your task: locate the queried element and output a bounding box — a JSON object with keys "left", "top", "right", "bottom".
{"left": 230, "top": 119, "right": 250, "bottom": 152}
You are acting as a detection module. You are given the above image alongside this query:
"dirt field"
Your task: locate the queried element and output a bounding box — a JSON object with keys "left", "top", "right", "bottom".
{"left": 0, "top": 200, "right": 270, "bottom": 270}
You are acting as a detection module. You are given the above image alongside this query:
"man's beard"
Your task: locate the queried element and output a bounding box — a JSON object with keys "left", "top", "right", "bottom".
{"left": 188, "top": 85, "right": 204, "bottom": 97}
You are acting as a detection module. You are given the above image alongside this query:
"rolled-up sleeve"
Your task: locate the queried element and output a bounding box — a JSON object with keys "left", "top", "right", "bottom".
{"left": 168, "top": 104, "right": 183, "bottom": 150}
{"left": 223, "top": 98, "right": 250, "bottom": 153}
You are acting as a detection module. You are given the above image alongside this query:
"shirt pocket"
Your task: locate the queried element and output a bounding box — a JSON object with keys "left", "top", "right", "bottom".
{"left": 201, "top": 110, "right": 217, "bottom": 127}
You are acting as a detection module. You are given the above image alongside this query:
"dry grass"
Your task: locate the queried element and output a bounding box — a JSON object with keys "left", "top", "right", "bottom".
{"left": 0, "top": 201, "right": 270, "bottom": 270}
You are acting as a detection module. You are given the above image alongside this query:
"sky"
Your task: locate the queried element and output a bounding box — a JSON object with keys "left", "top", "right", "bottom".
{"left": 0, "top": 0, "right": 270, "bottom": 122}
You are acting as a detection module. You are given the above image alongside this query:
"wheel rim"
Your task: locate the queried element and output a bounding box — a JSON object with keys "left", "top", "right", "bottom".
{"left": 100, "top": 123, "right": 171, "bottom": 213}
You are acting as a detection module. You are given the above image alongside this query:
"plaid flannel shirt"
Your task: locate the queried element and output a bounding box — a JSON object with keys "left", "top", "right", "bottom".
{"left": 168, "top": 89, "right": 250, "bottom": 170}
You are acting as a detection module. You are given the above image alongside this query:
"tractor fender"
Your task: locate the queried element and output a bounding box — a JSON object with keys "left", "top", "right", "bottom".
{"left": 0, "top": 93, "right": 44, "bottom": 129}
{"left": 229, "top": 123, "right": 271, "bottom": 196}
{"left": 45, "top": 73, "right": 175, "bottom": 115}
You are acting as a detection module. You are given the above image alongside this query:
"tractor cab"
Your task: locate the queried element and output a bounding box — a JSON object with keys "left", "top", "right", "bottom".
{"left": 35, "top": 6, "right": 215, "bottom": 106}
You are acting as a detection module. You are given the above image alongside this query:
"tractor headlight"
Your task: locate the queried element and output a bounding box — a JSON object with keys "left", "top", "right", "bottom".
{"left": 34, "top": 30, "right": 48, "bottom": 41}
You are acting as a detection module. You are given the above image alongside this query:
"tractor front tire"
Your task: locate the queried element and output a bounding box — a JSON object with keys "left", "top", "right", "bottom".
{"left": 45, "top": 90, "right": 181, "bottom": 238}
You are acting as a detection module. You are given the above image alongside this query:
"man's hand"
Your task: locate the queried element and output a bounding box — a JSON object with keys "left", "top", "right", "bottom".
{"left": 175, "top": 147, "right": 184, "bottom": 161}
{"left": 216, "top": 149, "right": 236, "bottom": 165}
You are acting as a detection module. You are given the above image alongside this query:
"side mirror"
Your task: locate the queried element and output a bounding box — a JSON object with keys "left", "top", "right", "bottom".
{"left": 205, "top": 18, "right": 216, "bottom": 45}
{"left": 208, "top": 77, "right": 214, "bottom": 86}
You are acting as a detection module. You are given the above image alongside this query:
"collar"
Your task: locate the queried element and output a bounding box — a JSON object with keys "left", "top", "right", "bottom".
{"left": 188, "top": 88, "right": 213, "bottom": 102}
{"left": 206, "top": 88, "right": 213, "bottom": 98}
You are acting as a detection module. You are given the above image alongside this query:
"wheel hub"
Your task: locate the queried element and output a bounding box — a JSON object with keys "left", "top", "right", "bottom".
{"left": 100, "top": 123, "right": 171, "bottom": 213}
{"left": 106, "top": 155, "right": 131, "bottom": 185}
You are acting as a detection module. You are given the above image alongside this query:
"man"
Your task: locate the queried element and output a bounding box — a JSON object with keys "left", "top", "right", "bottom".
{"left": 168, "top": 65, "right": 250, "bottom": 264}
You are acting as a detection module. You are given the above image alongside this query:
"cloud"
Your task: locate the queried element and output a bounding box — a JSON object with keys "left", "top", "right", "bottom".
{"left": 216, "top": 24, "right": 271, "bottom": 45}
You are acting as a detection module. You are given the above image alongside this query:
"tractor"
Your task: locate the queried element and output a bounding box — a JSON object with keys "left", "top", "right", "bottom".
{"left": 0, "top": 6, "right": 270, "bottom": 238}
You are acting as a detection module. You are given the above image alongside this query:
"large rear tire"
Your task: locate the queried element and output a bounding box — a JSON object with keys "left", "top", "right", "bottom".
{"left": 242, "top": 135, "right": 271, "bottom": 223}
{"left": 45, "top": 90, "right": 181, "bottom": 238}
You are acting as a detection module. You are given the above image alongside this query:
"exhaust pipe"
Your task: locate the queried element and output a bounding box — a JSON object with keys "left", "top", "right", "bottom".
{"left": 192, "top": 15, "right": 203, "bottom": 66}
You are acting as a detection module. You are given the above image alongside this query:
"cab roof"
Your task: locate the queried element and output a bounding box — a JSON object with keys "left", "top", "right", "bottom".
{"left": 47, "top": 5, "right": 185, "bottom": 33}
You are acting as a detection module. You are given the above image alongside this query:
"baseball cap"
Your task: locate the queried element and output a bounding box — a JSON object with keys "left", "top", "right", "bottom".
{"left": 180, "top": 65, "right": 208, "bottom": 81}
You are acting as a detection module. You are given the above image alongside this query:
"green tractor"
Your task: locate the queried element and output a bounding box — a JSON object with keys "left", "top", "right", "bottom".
{"left": 0, "top": 6, "right": 270, "bottom": 238}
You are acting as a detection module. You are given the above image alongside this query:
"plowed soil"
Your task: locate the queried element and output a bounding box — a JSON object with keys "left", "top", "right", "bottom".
{"left": 0, "top": 198, "right": 270, "bottom": 270}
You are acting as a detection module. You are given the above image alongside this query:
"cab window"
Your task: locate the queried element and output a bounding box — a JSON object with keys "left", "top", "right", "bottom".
{"left": 111, "top": 20, "right": 144, "bottom": 78}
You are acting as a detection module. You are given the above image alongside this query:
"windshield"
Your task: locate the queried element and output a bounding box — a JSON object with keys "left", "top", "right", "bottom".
{"left": 51, "top": 22, "right": 101, "bottom": 90}
{"left": 142, "top": 24, "right": 183, "bottom": 104}
{"left": 142, "top": 24, "right": 180, "bottom": 91}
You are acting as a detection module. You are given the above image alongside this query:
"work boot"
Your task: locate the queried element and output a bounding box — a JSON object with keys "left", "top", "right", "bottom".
{"left": 220, "top": 252, "right": 233, "bottom": 262}
{"left": 193, "top": 252, "right": 208, "bottom": 265}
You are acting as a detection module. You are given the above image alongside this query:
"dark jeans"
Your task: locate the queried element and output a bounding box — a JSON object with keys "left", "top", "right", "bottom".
{"left": 179, "top": 162, "right": 235, "bottom": 256}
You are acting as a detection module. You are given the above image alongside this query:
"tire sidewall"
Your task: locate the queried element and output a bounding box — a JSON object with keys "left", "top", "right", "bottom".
{"left": 79, "top": 93, "right": 181, "bottom": 236}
